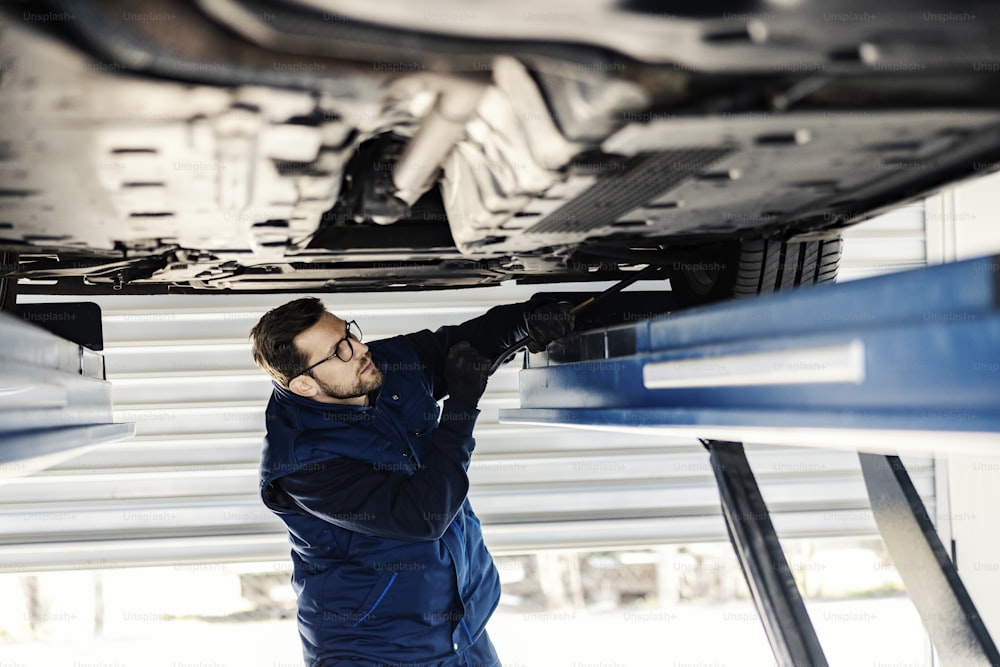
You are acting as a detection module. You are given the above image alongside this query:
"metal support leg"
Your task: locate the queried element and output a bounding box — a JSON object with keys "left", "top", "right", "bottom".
{"left": 0, "top": 251, "right": 18, "bottom": 313}
{"left": 859, "top": 453, "right": 1000, "bottom": 667}
{"left": 705, "top": 440, "right": 828, "bottom": 667}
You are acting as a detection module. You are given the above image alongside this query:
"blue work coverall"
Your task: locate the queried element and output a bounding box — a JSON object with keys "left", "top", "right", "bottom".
{"left": 260, "top": 302, "right": 537, "bottom": 666}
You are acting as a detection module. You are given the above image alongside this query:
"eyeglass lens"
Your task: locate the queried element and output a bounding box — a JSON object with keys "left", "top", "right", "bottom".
{"left": 335, "top": 321, "right": 362, "bottom": 361}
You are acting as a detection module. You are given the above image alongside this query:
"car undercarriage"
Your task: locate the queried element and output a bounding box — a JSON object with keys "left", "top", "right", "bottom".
{"left": 2, "top": 0, "right": 1000, "bottom": 295}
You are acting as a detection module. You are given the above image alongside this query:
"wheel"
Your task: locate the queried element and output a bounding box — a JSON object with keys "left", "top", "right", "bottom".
{"left": 669, "top": 236, "right": 842, "bottom": 306}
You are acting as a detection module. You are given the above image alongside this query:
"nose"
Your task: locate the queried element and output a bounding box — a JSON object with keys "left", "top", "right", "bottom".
{"left": 355, "top": 339, "right": 370, "bottom": 358}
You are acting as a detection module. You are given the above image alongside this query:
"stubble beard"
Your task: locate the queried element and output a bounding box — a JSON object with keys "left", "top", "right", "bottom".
{"left": 314, "top": 356, "right": 384, "bottom": 400}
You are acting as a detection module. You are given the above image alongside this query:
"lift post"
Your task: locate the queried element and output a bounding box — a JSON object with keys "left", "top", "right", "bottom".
{"left": 860, "top": 452, "right": 1000, "bottom": 666}
{"left": 705, "top": 439, "right": 828, "bottom": 667}
{"left": 500, "top": 255, "right": 1000, "bottom": 666}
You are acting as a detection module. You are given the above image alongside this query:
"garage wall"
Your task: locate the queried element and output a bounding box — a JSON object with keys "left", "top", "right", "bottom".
{"left": 838, "top": 201, "right": 927, "bottom": 281}
{"left": 1, "top": 206, "right": 934, "bottom": 571}
{"left": 924, "top": 170, "right": 1000, "bottom": 642}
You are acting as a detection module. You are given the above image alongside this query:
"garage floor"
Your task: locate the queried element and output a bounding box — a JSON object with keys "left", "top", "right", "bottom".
{"left": 0, "top": 596, "right": 925, "bottom": 667}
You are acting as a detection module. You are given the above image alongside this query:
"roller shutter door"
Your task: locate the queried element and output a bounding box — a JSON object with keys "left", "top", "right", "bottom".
{"left": 1, "top": 205, "right": 933, "bottom": 570}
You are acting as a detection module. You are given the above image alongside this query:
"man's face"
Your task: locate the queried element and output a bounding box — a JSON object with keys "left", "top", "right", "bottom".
{"left": 291, "top": 312, "right": 384, "bottom": 403}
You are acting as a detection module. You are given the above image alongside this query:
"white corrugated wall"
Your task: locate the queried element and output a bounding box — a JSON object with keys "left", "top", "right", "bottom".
{"left": 1, "top": 203, "right": 933, "bottom": 571}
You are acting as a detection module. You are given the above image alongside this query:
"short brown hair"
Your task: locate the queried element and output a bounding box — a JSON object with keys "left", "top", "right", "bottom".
{"left": 249, "top": 297, "right": 327, "bottom": 386}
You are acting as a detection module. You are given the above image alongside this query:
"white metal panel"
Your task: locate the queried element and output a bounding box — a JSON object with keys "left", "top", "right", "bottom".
{"left": 6, "top": 212, "right": 935, "bottom": 570}
{"left": 0, "top": 310, "right": 134, "bottom": 479}
{"left": 838, "top": 202, "right": 927, "bottom": 281}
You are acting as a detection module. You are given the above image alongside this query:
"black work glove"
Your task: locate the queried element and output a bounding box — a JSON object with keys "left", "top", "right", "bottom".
{"left": 445, "top": 342, "right": 491, "bottom": 407}
{"left": 524, "top": 301, "right": 576, "bottom": 353}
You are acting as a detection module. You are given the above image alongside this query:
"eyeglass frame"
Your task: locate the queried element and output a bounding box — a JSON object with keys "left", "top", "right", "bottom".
{"left": 295, "top": 320, "right": 363, "bottom": 378}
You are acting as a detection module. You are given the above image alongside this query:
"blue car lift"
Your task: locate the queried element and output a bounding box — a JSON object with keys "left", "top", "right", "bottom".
{"left": 500, "top": 255, "right": 1000, "bottom": 667}
{"left": 0, "top": 304, "right": 134, "bottom": 480}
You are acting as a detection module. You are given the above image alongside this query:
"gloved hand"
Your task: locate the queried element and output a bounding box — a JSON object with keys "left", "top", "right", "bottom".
{"left": 524, "top": 301, "right": 575, "bottom": 353}
{"left": 445, "top": 341, "right": 491, "bottom": 407}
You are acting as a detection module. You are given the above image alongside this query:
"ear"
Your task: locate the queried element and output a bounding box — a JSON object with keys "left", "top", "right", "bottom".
{"left": 288, "top": 374, "right": 318, "bottom": 398}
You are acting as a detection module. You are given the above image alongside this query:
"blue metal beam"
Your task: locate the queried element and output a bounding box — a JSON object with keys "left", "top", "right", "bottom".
{"left": 500, "top": 255, "right": 1000, "bottom": 444}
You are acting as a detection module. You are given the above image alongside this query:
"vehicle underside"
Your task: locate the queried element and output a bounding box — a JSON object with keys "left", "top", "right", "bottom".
{"left": 2, "top": 0, "right": 1000, "bottom": 294}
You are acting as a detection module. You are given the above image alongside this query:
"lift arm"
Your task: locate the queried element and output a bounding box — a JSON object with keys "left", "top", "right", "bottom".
{"left": 502, "top": 254, "right": 1000, "bottom": 453}
{"left": 501, "top": 254, "right": 1000, "bottom": 666}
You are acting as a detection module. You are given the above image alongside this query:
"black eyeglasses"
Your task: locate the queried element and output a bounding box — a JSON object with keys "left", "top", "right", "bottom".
{"left": 297, "top": 320, "right": 363, "bottom": 377}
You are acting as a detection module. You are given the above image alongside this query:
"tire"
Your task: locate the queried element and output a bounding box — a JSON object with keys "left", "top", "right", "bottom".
{"left": 669, "top": 236, "right": 842, "bottom": 306}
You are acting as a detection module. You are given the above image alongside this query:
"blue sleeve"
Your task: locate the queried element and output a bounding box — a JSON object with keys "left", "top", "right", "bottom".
{"left": 276, "top": 399, "right": 480, "bottom": 541}
{"left": 405, "top": 300, "right": 540, "bottom": 400}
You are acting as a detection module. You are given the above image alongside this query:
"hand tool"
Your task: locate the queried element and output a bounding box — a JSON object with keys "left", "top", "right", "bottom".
{"left": 489, "top": 263, "right": 663, "bottom": 374}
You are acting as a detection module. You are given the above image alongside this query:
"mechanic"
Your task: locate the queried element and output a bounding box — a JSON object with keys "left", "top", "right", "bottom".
{"left": 249, "top": 296, "right": 574, "bottom": 667}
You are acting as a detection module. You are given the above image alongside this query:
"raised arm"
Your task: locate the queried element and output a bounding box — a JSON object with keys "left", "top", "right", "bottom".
{"left": 406, "top": 299, "right": 573, "bottom": 400}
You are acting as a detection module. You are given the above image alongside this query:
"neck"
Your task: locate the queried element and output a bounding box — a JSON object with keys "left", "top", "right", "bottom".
{"left": 311, "top": 392, "right": 368, "bottom": 407}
